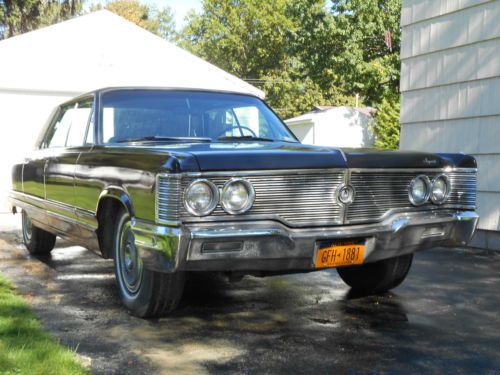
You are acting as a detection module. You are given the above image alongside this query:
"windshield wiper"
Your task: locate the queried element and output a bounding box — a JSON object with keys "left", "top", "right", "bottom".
{"left": 216, "top": 135, "right": 276, "bottom": 142}
{"left": 115, "top": 136, "right": 212, "bottom": 143}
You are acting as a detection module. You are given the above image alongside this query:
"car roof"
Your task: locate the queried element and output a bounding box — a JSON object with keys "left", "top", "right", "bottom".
{"left": 61, "top": 86, "right": 261, "bottom": 106}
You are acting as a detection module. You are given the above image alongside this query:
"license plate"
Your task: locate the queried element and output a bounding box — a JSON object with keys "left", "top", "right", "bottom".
{"left": 315, "top": 239, "right": 365, "bottom": 268}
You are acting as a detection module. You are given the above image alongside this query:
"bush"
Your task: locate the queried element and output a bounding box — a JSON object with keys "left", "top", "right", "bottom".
{"left": 373, "top": 96, "right": 400, "bottom": 150}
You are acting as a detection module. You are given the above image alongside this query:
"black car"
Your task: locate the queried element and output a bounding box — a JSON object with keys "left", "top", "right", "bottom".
{"left": 9, "top": 88, "right": 478, "bottom": 318}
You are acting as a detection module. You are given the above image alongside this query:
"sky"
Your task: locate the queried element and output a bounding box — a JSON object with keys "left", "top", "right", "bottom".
{"left": 145, "top": 0, "right": 203, "bottom": 27}
{"left": 89, "top": 0, "right": 203, "bottom": 29}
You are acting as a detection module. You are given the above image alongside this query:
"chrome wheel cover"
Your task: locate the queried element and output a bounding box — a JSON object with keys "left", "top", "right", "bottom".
{"left": 117, "top": 220, "right": 144, "bottom": 295}
{"left": 22, "top": 212, "right": 33, "bottom": 242}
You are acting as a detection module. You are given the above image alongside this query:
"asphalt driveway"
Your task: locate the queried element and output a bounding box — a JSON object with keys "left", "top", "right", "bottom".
{"left": 0, "top": 213, "right": 499, "bottom": 374}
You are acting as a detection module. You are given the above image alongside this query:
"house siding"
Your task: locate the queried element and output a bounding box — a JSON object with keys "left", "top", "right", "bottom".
{"left": 400, "top": 0, "right": 500, "bottom": 247}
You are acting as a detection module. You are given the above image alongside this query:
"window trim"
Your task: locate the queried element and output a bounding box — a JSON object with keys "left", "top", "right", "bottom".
{"left": 41, "top": 95, "right": 95, "bottom": 150}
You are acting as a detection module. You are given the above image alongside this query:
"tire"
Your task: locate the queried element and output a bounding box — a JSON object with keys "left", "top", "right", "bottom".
{"left": 113, "top": 209, "right": 185, "bottom": 318}
{"left": 337, "top": 253, "right": 413, "bottom": 294}
{"left": 22, "top": 210, "right": 56, "bottom": 255}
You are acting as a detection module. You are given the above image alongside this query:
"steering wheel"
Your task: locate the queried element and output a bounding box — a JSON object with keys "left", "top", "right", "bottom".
{"left": 215, "top": 125, "right": 257, "bottom": 138}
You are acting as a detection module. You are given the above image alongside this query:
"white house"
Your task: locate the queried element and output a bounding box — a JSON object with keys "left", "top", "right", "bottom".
{"left": 285, "top": 106, "right": 376, "bottom": 148}
{"left": 0, "top": 10, "right": 262, "bottom": 210}
{"left": 399, "top": 0, "right": 500, "bottom": 249}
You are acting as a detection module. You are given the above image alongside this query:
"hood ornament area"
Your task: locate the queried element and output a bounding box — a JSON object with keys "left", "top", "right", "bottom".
{"left": 423, "top": 157, "right": 438, "bottom": 166}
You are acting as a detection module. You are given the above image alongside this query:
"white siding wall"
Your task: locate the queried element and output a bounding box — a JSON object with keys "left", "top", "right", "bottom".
{"left": 400, "top": 0, "right": 500, "bottom": 238}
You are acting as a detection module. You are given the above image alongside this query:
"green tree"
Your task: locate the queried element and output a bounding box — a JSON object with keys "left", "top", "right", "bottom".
{"left": 94, "top": 0, "right": 177, "bottom": 41}
{"left": 328, "top": 0, "right": 401, "bottom": 106}
{"left": 373, "top": 95, "right": 400, "bottom": 149}
{"left": 180, "top": 0, "right": 354, "bottom": 119}
{"left": 181, "top": 0, "right": 294, "bottom": 79}
{"left": 0, "top": 0, "right": 83, "bottom": 39}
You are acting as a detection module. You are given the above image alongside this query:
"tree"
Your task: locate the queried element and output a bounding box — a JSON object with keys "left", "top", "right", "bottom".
{"left": 0, "top": 0, "right": 83, "bottom": 39}
{"left": 180, "top": 0, "right": 294, "bottom": 79}
{"left": 373, "top": 95, "right": 400, "bottom": 149}
{"left": 327, "top": 0, "right": 402, "bottom": 106}
{"left": 180, "top": 0, "right": 355, "bottom": 119}
{"left": 95, "top": 0, "right": 177, "bottom": 41}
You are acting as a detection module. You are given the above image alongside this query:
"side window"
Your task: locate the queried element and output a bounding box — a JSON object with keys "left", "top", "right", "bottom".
{"left": 66, "top": 98, "right": 93, "bottom": 147}
{"left": 45, "top": 105, "right": 73, "bottom": 148}
{"left": 44, "top": 98, "right": 93, "bottom": 148}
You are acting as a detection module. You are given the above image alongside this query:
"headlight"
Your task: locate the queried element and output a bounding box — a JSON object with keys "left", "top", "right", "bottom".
{"left": 409, "top": 175, "right": 431, "bottom": 206}
{"left": 221, "top": 178, "right": 255, "bottom": 214}
{"left": 431, "top": 175, "right": 450, "bottom": 204}
{"left": 184, "top": 179, "right": 219, "bottom": 216}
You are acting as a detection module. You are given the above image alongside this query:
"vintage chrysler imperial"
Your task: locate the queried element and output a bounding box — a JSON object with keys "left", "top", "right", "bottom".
{"left": 10, "top": 88, "right": 479, "bottom": 318}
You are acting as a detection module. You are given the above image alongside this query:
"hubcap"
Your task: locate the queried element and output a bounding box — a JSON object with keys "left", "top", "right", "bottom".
{"left": 23, "top": 212, "right": 33, "bottom": 242}
{"left": 118, "top": 220, "right": 143, "bottom": 295}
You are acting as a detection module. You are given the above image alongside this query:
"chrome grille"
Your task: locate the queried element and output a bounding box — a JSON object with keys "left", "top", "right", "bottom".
{"left": 157, "top": 168, "right": 476, "bottom": 227}
{"left": 156, "top": 176, "right": 182, "bottom": 223}
{"left": 346, "top": 170, "right": 477, "bottom": 224}
{"left": 180, "top": 171, "right": 345, "bottom": 227}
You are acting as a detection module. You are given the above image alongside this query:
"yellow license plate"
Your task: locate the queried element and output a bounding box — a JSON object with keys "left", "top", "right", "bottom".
{"left": 315, "top": 240, "right": 365, "bottom": 268}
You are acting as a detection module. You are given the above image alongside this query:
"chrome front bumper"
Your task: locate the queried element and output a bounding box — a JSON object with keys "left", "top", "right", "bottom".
{"left": 132, "top": 210, "right": 479, "bottom": 273}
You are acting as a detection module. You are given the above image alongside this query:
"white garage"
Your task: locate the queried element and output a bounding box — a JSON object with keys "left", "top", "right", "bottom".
{"left": 0, "top": 10, "right": 262, "bottom": 210}
{"left": 285, "top": 106, "right": 376, "bottom": 148}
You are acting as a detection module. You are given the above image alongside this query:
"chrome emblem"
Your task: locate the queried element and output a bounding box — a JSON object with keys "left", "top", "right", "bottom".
{"left": 337, "top": 184, "right": 355, "bottom": 205}
{"left": 423, "top": 157, "right": 438, "bottom": 165}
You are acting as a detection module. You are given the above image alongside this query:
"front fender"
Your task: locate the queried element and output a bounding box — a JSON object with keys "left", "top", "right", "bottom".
{"left": 97, "top": 187, "right": 135, "bottom": 217}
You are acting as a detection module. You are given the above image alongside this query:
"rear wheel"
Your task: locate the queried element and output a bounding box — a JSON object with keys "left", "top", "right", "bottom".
{"left": 337, "top": 253, "right": 413, "bottom": 294}
{"left": 113, "top": 209, "right": 185, "bottom": 318}
{"left": 22, "top": 210, "right": 56, "bottom": 255}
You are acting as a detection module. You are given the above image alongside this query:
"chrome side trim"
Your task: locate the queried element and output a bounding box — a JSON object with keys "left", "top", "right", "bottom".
{"left": 12, "top": 191, "right": 98, "bottom": 232}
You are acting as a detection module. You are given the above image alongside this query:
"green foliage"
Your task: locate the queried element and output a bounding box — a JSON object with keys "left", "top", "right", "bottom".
{"left": 0, "top": 0, "right": 83, "bottom": 39}
{"left": 373, "top": 95, "right": 400, "bottom": 150}
{"left": 180, "top": 0, "right": 401, "bottom": 126}
{"left": 0, "top": 275, "right": 89, "bottom": 374}
{"left": 328, "top": 0, "right": 402, "bottom": 106}
{"left": 93, "top": 0, "right": 177, "bottom": 41}
{"left": 180, "top": 0, "right": 294, "bottom": 79}
{"left": 262, "top": 70, "right": 357, "bottom": 119}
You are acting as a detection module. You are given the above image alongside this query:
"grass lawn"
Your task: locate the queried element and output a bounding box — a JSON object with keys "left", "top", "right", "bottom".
{"left": 0, "top": 275, "right": 89, "bottom": 375}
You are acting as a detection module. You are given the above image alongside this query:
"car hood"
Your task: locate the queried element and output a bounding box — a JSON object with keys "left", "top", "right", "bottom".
{"left": 165, "top": 141, "right": 348, "bottom": 171}
{"left": 131, "top": 142, "right": 476, "bottom": 172}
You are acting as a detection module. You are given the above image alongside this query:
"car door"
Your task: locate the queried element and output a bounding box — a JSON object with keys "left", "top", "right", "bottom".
{"left": 42, "top": 97, "right": 94, "bottom": 235}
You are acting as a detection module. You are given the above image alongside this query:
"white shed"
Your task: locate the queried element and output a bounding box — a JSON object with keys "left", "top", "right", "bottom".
{"left": 285, "top": 106, "right": 376, "bottom": 148}
{"left": 0, "top": 10, "right": 262, "bottom": 209}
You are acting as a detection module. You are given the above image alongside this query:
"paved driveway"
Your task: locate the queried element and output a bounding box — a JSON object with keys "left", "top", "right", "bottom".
{"left": 0, "top": 214, "right": 499, "bottom": 374}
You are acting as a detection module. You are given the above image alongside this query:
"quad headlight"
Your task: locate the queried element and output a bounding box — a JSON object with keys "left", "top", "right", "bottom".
{"left": 409, "top": 175, "right": 431, "bottom": 206}
{"left": 431, "top": 175, "right": 450, "bottom": 204}
{"left": 221, "top": 178, "right": 255, "bottom": 214}
{"left": 184, "top": 179, "right": 219, "bottom": 216}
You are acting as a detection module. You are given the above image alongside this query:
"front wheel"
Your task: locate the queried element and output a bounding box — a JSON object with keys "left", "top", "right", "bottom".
{"left": 22, "top": 210, "right": 56, "bottom": 255}
{"left": 337, "top": 253, "right": 413, "bottom": 294}
{"left": 113, "top": 209, "right": 185, "bottom": 318}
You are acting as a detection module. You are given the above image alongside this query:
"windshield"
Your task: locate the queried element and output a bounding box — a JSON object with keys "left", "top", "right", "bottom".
{"left": 100, "top": 90, "right": 298, "bottom": 144}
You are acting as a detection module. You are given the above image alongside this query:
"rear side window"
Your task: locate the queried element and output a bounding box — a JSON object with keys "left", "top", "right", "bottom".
{"left": 44, "top": 97, "right": 93, "bottom": 148}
